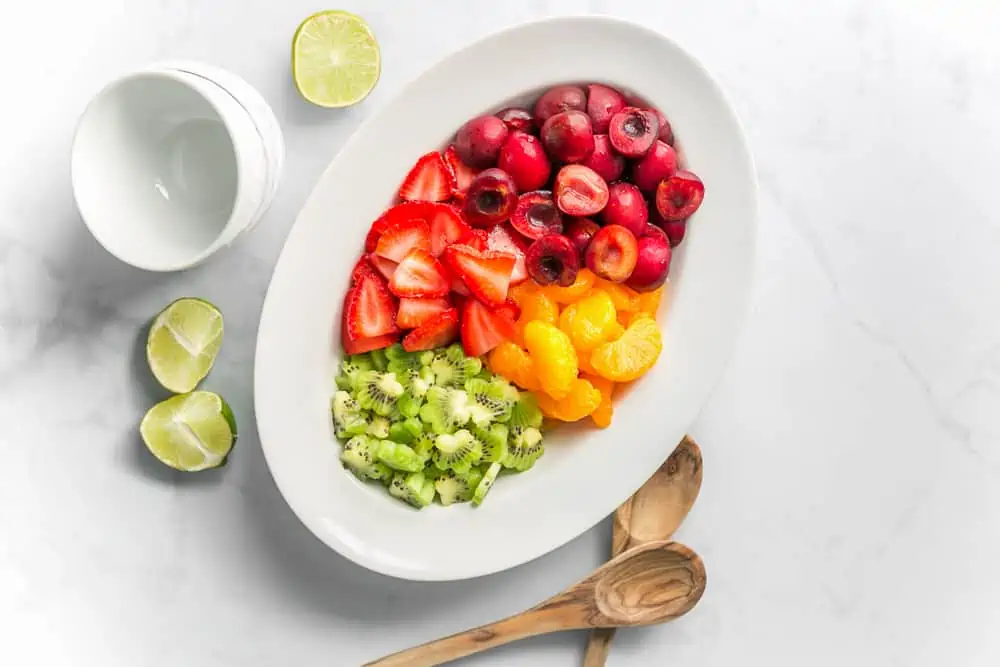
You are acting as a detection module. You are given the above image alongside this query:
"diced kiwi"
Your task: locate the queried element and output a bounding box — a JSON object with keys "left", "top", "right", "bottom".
{"left": 397, "top": 367, "right": 434, "bottom": 418}
{"left": 473, "top": 423, "right": 509, "bottom": 463}
{"left": 366, "top": 415, "right": 390, "bottom": 439}
{"left": 473, "top": 462, "right": 502, "bottom": 505}
{"left": 332, "top": 390, "right": 369, "bottom": 439}
{"left": 412, "top": 432, "right": 436, "bottom": 461}
{"left": 423, "top": 463, "right": 447, "bottom": 483}
{"left": 465, "top": 378, "right": 516, "bottom": 426}
{"left": 336, "top": 353, "right": 375, "bottom": 391}
{"left": 509, "top": 392, "right": 544, "bottom": 429}
{"left": 435, "top": 468, "right": 485, "bottom": 506}
{"left": 419, "top": 386, "right": 473, "bottom": 433}
{"left": 385, "top": 344, "right": 434, "bottom": 376}
{"left": 370, "top": 347, "right": 389, "bottom": 372}
{"left": 341, "top": 435, "right": 392, "bottom": 482}
{"left": 388, "top": 417, "right": 423, "bottom": 444}
{"left": 431, "top": 343, "right": 483, "bottom": 387}
{"left": 432, "top": 429, "right": 482, "bottom": 474}
{"left": 503, "top": 425, "right": 544, "bottom": 471}
{"left": 356, "top": 370, "right": 405, "bottom": 417}
{"left": 388, "top": 471, "right": 436, "bottom": 508}
{"left": 376, "top": 440, "right": 426, "bottom": 472}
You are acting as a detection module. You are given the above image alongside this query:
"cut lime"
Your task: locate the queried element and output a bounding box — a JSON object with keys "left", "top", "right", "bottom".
{"left": 146, "top": 297, "right": 223, "bottom": 393}
{"left": 292, "top": 10, "right": 381, "bottom": 108}
{"left": 140, "top": 392, "right": 237, "bottom": 471}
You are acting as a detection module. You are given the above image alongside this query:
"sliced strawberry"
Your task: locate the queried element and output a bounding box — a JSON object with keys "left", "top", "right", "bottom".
{"left": 443, "top": 145, "right": 478, "bottom": 199}
{"left": 343, "top": 274, "right": 399, "bottom": 339}
{"left": 343, "top": 329, "right": 400, "bottom": 355}
{"left": 366, "top": 202, "right": 435, "bottom": 252}
{"left": 375, "top": 218, "right": 432, "bottom": 262}
{"left": 440, "top": 261, "right": 471, "bottom": 296}
{"left": 486, "top": 224, "right": 529, "bottom": 284}
{"left": 451, "top": 277, "right": 471, "bottom": 296}
{"left": 389, "top": 248, "right": 450, "bottom": 298}
{"left": 461, "top": 298, "right": 518, "bottom": 357}
{"left": 457, "top": 228, "right": 489, "bottom": 252}
{"left": 402, "top": 309, "right": 460, "bottom": 352}
{"left": 351, "top": 255, "right": 378, "bottom": 285}
{"left": 442, "top": 244, "right": 516, "bottom": 307}
{"left": 369, "top": 253, "right": 398, "bottom": 281}
{"left": 428, "top": 204, "right": 472, "bottom": 256}
{"left": 398, "top": 151, "right": 455, "bottom": 203}
{"left": 396, "top": 297, "right": 453, "bottom": 329}
{"left": 496, "top": 299, "right": 521, "bottom": 322}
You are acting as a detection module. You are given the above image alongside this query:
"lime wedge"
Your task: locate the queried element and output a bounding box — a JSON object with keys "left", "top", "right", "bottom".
{"left": 146, "top": 298, "right": 223, "bottom": 393}
{"left": 292, "top": 10, "right": 381, "bottom": 108}
{"left": 140, "top": 392, "right": 237, "bottom": 471}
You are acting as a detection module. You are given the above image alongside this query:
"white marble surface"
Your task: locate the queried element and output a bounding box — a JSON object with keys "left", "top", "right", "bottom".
{"left": 2, "top": 1, "right": 1000, "bottom": 664}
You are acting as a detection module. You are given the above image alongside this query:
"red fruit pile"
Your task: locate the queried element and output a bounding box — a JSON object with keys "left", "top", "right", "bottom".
{"left": 342, "top": 83, "right": 705, "bottom": 356}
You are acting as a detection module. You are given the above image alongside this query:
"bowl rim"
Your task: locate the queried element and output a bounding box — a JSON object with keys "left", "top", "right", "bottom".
{"left": 254, "top": 13, "right": 758, "bottom": 581}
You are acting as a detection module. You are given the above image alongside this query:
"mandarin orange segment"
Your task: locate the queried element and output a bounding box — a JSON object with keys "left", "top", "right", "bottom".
{"left": 558, "top": 289, "right": 618, "bottom": 353}
{"left": 535, "top": 377, "right": 602, "bottom": 422}
{"left": 606, "top": 320, "right": 626, "bottom": 341}
{"left": 487, "top": 341, "right": 540, "bottom": 391}
{"left": 620, "top": 310, "right": 654, "bottom": 328}
{"left": 590, "top": 316, "right": 662, "bottom": 382}
{"left": 508, "top": 280, "right": 540, "bottom": 306}
{"left": 582, "top": 373, "right": 615, "bottom": 428}
{"left": 523, "top": 320, "right": 578, "bottom": 399}
{"left": 577, "top": 350, "right": 598, "bottom": 375}
{"left": 540, "top": 268, "right": 596, "bottom": 304}
{"left": 516, "top": 289, "right": 560, "bottom": 345}
{"left": 594, "top": 279, "right": 640, "bottom": 313}
{"left": 636, "top": 285, "right": 665, "bottom": 317}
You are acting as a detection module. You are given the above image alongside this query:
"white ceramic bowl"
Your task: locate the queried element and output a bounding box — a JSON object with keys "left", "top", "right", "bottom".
{"left": 152, "top": 60, "right": 286, "bottom": 221}
{"left": 71, "top": 68, "right": 275, "bottom": 271}
{"left": 255, "top": 16, "right": 757, "bottom": 581}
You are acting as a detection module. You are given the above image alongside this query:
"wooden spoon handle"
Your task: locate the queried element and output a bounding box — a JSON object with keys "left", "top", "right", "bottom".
{"left": 582, "top": 627, "right": 618, "bottom": 667}
{"left": 582, "top": 499, "right": 633, "bottom": 666}
{"left": 363, "top": 608, "right": 567, "bottom": 667}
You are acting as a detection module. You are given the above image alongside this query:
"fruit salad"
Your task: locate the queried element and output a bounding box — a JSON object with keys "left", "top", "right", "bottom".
{"left": 332, "top": 82, "right": 704, "bottom": 509}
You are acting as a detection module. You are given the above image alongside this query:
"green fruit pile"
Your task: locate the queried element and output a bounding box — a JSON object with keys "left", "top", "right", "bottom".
{"left": 332, "top": 343, "right": 545, "bottom": 508}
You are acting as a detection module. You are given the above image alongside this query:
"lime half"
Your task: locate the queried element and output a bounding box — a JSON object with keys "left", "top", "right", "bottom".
{"left": 292, "top": 10, "right": 381, "bottom": 108}
{"left": 146, "top": 298, "right": 223, "bottom": 394}
{"left": 140, "top": 392, "right": 237, "bottom": 471}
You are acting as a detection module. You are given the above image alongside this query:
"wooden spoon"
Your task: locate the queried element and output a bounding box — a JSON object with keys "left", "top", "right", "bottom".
{"left": 364, "top": 540, "right": 706, "bottom": 667}
{"left": 583, "top": 435, "right": 704, "bottom": 667}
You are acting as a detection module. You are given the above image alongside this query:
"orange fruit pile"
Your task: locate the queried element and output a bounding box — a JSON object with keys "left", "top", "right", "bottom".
{"left": 488, "top": 268, "right": 665, "bottom": 428}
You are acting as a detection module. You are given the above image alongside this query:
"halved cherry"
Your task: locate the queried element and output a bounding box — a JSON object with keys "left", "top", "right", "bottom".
{"left": 655, "top": 170, "right": 705, "bottom": 221}
{"left": 510, "top": 191, "right": 564, "bottom": 240}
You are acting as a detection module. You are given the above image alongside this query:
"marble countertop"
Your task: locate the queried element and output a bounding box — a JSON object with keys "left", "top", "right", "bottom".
{"left": 3, "top": 1, "right": 1000, "bottom": 664}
